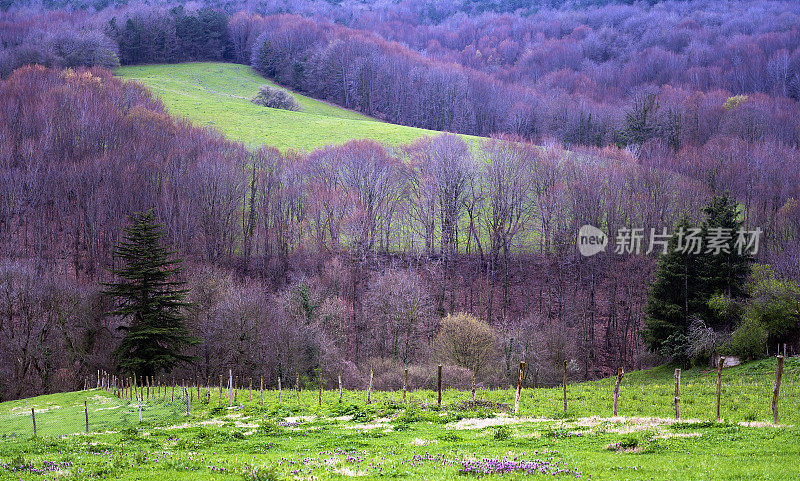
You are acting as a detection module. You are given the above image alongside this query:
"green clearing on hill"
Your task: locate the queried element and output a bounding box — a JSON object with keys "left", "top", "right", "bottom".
{"left": 1, "top": 358, "right": 799, "bottom": 479}
{"left": 115, "top": 62, "right": 478, "bottom": 152}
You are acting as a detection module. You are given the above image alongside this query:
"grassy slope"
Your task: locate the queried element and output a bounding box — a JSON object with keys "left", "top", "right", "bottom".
{"left": 115, "top": 62, "right": 479, "bottom": 152}
{"left": 1, "top": 358, "right": 798, "bottom": 479}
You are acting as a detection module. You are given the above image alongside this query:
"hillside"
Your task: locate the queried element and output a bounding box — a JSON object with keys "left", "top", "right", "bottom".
{"left": 1, "top": 359, "right": 798, "bottom": 479}
{"left": 115, "top": 62, "right": 479, "bottom": 151}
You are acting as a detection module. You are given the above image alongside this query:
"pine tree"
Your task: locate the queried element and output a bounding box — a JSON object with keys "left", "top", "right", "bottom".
{"left": 698, "top": 193, "right": 751, "bottom": 317}
{"left": 643, "top": 216, "right": 703, "bottom": 355}
{"left": 644, "top": 193, "right": 752, "bottom": 356}
{"left": 104, "top": 210, "right": 199, "bottom": 378}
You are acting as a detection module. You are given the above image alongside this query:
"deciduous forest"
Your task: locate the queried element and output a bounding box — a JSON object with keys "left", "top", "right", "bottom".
{"left": 0, "top": 0, "right": 799, "bottom": 401}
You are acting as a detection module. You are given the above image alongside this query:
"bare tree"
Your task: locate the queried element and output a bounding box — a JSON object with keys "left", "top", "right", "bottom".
{"left": 363, "top": 269, "right": 435, "bottom": 364}
{"left": 480, "top": 140, "right": 535, "bottom": 321}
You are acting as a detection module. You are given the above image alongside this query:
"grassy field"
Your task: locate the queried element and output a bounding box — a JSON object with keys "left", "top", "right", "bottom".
{"left": 115, "top": 62, "right": 478, "bottom": 152}
{"left": 1, "top": 358, "right": 798, "bottom": 479}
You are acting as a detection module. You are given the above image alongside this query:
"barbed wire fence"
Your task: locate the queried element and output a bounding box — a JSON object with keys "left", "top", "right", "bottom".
{"left": 2, "top": 356, "right": 798, "bottom": 438}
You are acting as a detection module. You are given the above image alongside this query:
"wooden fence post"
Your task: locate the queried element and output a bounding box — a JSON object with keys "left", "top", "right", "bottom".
{"left": 563, "top": 360, "right": 568, "bottom": 413}
{"left": 295, "top": 372, "right": 300, "bottom": 407}
{"left": 674, "top": 368, "right": 681, "bottom": 420}
{"left": 84, "top": 401, "right": 89, "bottom": 433}
{"left": 278, "top": 377, "right": 282, "bottom": 404}
{"left": 514, "top": 361, "right": 525, "bottom": 416}
{"left": 260, "top": 376, "right": 264, "bottom": 407}
{"left": 773, "top": 355, "right": 784, "bottom": 424}
{"left": 184, "top": 387, "right": 190, "bottom": 416}
{"left": 472, "top": 378, "right": 476, "bottom": 403}
{"left": 403, "top": 369, "right": 408, "bottom": 404}
{"left": 367, "top": 369, "right": 374, "bottom": 404}
{"left": 613, "top": 367, "right": 624, "bottom": 416}
{"left": 31, "top": 408, "right": 36, "bottom": 437}
{"left": 716, "top": 356, "right": 724, "bottom": 421}
{"left": 138, "top": 395, "right": 142, "bottom": 423}
{"left": 338, "top": 374, "right": 343, "bottom": 403}
{"left": 229, "top": 369, "right": 234, "bottom": 407}
{"left": 437, "top": 364, "right": 443, "bottom": 407}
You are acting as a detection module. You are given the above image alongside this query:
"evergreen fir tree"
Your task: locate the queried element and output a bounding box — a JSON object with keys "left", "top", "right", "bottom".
{"left": 698, "top": 192, "right": 751, "bottom": 321}
{"left": 644, "top": 193, "right": 752, "bottom": 355}
{"left": 104, "top": 210, "right": 199, "bottom": 378}
{"left": 643, "top": 216, "right": 703, "bottom": 354}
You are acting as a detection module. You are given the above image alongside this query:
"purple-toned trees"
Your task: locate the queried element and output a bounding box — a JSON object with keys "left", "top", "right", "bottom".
{"left": 363, "top": 269, "right": 435, "bottom": 365}
{"left": 336, "top": 140, "right": 409, "bottom": 257}
{"left": 479, "top": 139, "right": 535, "bottom": 321}
{"left": 0, "top": 260, "right": 102, "bottom": 399}
{"left": 404, "top": 134, "right": 474, "bottom": 259}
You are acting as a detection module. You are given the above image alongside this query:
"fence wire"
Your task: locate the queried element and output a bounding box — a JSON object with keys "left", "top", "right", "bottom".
{"left": 1, "top": 358, "right": 798, "bottom": 438}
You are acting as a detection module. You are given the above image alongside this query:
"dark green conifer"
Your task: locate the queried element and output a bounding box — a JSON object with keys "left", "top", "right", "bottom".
{"left": 643, "top": 216, "right": 703, "bottom": 354}
{"left": 104, "top": 210, "right": 199, "bottom": 378}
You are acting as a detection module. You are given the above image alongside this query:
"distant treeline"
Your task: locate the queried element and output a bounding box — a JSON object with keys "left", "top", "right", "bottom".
{"left": 1, "top": 3, "right": 798, "bottom": 267}
{"left": 2, "top": 3, "right": 800, "bottom": 147}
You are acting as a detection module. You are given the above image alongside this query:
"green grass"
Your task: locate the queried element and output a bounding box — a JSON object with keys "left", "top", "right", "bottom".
{"left": 1, "top": 358, "right": 798, "bottom": 479}
{"left": 115, "top": 62, "right": 479, "bottom": 152}
{"left": 114, "top": 62, "right": 527, "bottom": 253}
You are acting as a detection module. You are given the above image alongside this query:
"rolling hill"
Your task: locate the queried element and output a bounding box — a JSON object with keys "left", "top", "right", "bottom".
{"left": 115, "top": 62, "right": 479, "bottom": 152}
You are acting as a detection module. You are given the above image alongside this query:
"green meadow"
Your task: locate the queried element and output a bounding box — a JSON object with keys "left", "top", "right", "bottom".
{"left": 115, "top": 62, "right": 479, "bottom": 152}
{"left": 1, "top": 358, "right": 798, "bottom": 479}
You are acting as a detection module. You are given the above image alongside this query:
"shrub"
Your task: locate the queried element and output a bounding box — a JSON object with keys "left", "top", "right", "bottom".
{"left": 707, "top": 294, "right": 742, "bottom": 326}
{"left": 433, "top": 313, "right": 500, "bottom": 379}
{"left": 251, "top": 85, "right": 301, "bottom": 111}
{"left": 687, "top": 318, "right": 720, "bottom": 364}
{"left": 722, "top": 317, "right": 767, "bottom": 359}
{"left": 657, "top": 331, "right": 689, "bottom": 363}
{"left": 747, "top": 276, "right": 800, "bottom": 342}
{"left": 361, "top": 358, "right": 475, "bottom": 390}
{"left": 256, "top": 421, "right": 283, "bottom": 436}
